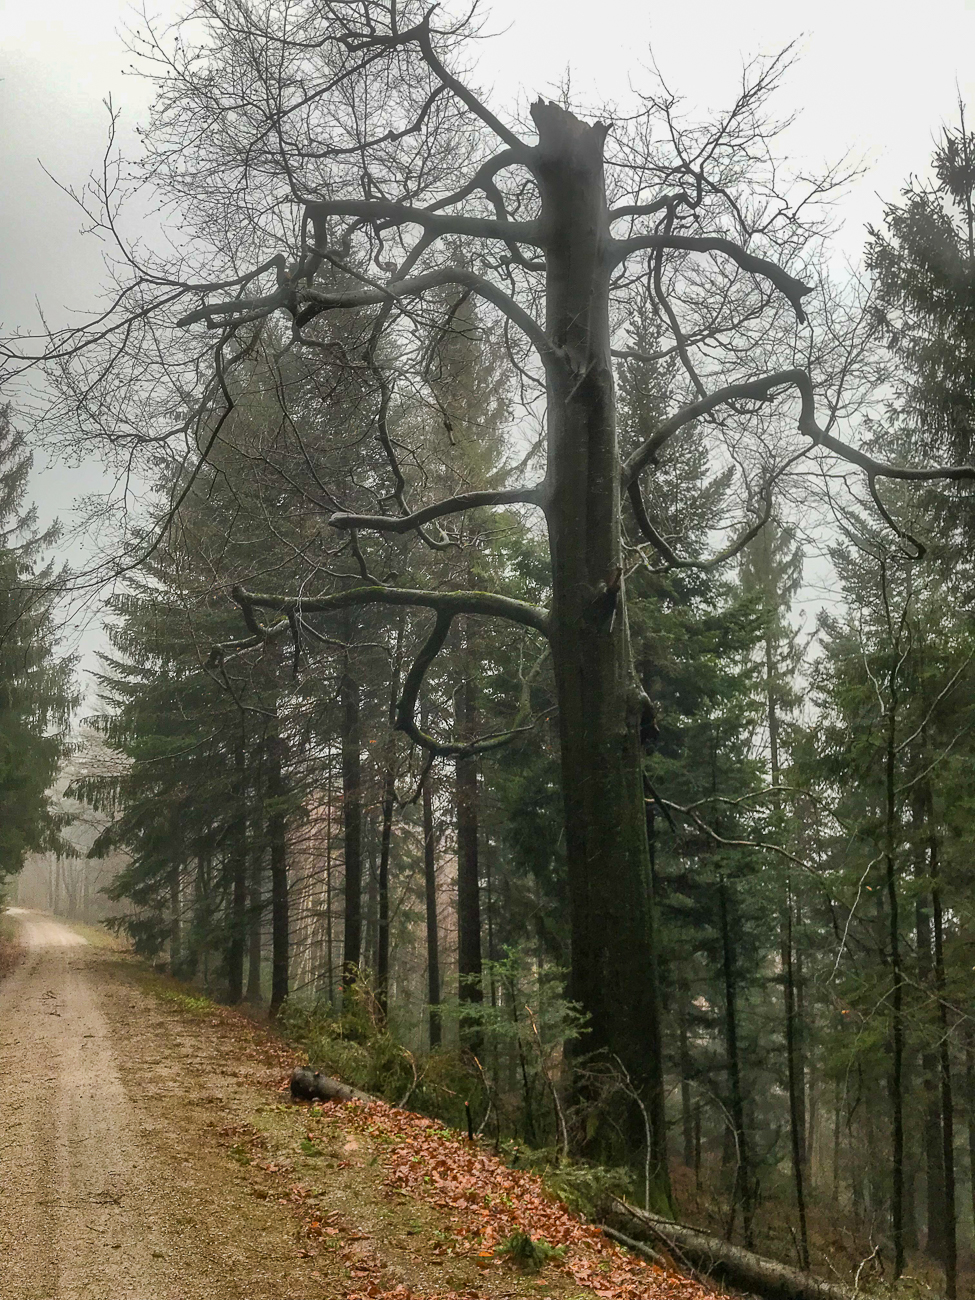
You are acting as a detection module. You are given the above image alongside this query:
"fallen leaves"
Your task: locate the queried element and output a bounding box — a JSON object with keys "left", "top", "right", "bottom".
{"left": 295, "top": 1097, "right": 722, "bottom": 1300}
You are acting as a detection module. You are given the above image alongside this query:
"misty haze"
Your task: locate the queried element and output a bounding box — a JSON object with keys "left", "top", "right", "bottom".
{"left": 2, "top": 2, "right": 975, "bottom": 1297}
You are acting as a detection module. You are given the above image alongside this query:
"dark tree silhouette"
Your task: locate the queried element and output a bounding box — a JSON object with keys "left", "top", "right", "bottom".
{"left": 8, "top": 0, "right": 975, "bottom": 1196}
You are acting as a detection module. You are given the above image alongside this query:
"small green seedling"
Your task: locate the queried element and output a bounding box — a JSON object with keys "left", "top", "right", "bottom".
{"left": 497, "top": 1231, "right": 566, "bottom": 1273}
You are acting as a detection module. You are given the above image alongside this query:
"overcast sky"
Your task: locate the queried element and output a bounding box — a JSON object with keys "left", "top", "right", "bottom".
{"left": 3, "top": 0, "right": 975, "bottom": 666}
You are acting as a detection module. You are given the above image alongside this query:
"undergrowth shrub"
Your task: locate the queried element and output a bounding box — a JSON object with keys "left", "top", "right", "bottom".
{"left": 498, "top": 1139, "right": 634, "bottom": 1219}
{"left": 278, "top": 976, "right": 477, "bottom": 1126}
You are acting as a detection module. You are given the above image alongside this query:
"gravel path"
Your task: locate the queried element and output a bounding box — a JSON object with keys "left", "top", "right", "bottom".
{"left": 0, "top": 910, "right": 322, "bottom": 1300}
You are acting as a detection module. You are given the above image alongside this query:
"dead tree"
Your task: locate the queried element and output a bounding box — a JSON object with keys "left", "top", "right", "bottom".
{"left": 9, "top": 0, "right": 975, "bottom": 1199}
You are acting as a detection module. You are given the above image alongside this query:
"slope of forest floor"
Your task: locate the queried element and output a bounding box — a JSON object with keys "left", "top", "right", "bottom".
{"left": 132, "top": 966, "right": 721, "bottom": 1300}
{"left": 0, "top": 910, "right": 721, "bottom": 1300}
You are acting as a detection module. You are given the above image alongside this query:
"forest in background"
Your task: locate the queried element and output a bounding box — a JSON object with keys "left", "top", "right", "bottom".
{"left": 3, "top": 4, "right": 975, "bottom": 1297}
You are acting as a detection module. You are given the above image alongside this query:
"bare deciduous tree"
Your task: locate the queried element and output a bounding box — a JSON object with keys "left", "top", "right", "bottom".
{"left": 7, "top": 0, "right": 975, "bottom": 1199}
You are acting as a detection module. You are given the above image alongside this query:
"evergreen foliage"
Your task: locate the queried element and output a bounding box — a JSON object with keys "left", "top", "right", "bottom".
{"left": 23, "top": 28, "right": 975, "bottom": 1298}
{"left": 0, "top": 405, "right": 76, "bottom": 893}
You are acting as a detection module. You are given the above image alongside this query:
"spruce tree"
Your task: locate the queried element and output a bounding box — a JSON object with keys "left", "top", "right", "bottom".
{"left": 0, "top": 404, "right": 76, "bottom": 893}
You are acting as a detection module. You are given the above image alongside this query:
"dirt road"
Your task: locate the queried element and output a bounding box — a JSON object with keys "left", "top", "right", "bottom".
{"left": 0, "top": 910, "right": 718, "bottom": 1300}
{"left": 0, "top": 910, "right": 322, "bottom": 1300}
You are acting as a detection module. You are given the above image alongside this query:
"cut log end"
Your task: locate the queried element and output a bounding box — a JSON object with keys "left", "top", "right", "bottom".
{"left": 289, "top": 1066, "right": 371, "bottom": 1105}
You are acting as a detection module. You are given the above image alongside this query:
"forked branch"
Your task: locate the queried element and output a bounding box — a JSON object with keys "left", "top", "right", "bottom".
{"left": 329, "top": 486, "right": 543, "bottom": 535}
{"left": 624, "top": 367, "right": 975, "bottom": 490}
{"left": 228, "top": 583, "right": 550, "bottom": 638}
{"left": 611, "top": 232, "right": 813, "bottom": 321}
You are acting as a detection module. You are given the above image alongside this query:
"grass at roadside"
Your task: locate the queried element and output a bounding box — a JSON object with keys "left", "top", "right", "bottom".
{"left": 62, "top": 919, "right": 131, "bottom": 950}
{"left": 0, "top": 912, "right": 24, "bottom": 981}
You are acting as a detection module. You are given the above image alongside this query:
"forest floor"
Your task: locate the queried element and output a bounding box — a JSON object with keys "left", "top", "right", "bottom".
{"left": 0, "top": 909, "right": 721, "bottom": 1300}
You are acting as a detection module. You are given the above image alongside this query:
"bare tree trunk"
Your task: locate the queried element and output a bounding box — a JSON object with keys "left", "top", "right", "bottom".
{"left": 169, "top": 859, "right": 182, "bottom": 973}
{"left": 720, "top": 876, "right": 753, "bottom": 1246}
{"left": 246, "top": 840, "right": 263, "bottom": 1003}
{"left": 422, "top": 763, "right": 441, "bottom": 1049}
{"left": 340, "top": 662, "right": 362, "bottom": 987}
{"left": 246, "top": 736, "right": 265, "bottom": 1003}
{"left": 376, "top": 620, "right": 403, "bottom": 1020}
{"left": 535, "top": 102, "right": 667, "bottom": 1202}
{"left": 227, "top": 739, "right": 247, "bottom": 1004}
{"left": 266, "top": 724, "right": 289, "bottom": 1018}
{"left": 363, "top": 828, "right": 378, "bottom": 975}
{"left": 677, "top": 965, "right": 694, "bottom": 1168}
{"left": 191, "top": 847, "right": 212, "bottom": 986}
{"left": 932, "top": 863, "right": 957, "bottom": 1299}
{"left": 883, "top": 701, "right": 905, "bottom": 1278}
{"left": 795, "top": 913, "right": 809, "bottom": 1164}
{"left": 767, "top": 618, "right": 809, "bottom": 1268}
{"left": 53, "top": 856, "right": 64, "bottom": 915}
{"left": 455, "top": 655, "right": 483, "bottom": 1056}
{"left": 832, "top": 1075, "right": 841, "bottom": 1201}
{"left": 324, "top": 750, "right": 335, "bottom": 1004}
{"left": 965, "top": 1028, "right": 975, "bottom": 1246}
{"left": 606, "top": 1198, "right": 855, "bottom": 1300}
{"left": 783, "top": 888, "right": 810, "bottom": 1269}
{"left": 916, "top": 883, "right": 945, "bottom": 1258}
{"left": 377, "top": 766, "right": 394, "bottom": 1018}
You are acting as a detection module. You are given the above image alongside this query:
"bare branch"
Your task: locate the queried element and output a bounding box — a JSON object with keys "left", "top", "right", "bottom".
{"left": 179, "top": 267, "right": 557, "bottom": 365}
{"left": 623, "top": 367, "right": 975, "bottom": 490}
{"left": 229, "top": 582, "right": 550, "bottom": 638}
{"left": 611, "top": 232, "right": 813, "bottom": 322}
{"left": 329, "top": 486, "right": 543, "bottom": 535}
{"left": 629, "top": 479, "right": 774, "bottom": 571}
{"left": 414, "top": 14, "right": 529, "bottom": 154}
{"left": 304, "top": 198, "right": 541, "bottom": 254}
{"left": 393, "top": 609, "right": 536, "bottom": 757}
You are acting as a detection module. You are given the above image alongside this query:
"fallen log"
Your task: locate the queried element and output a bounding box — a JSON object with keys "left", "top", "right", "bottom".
{"left": 601, "top": 1225, "right": 667, "bottom": 1268}
{"left": 603, "top": 1197, "right": 855, "bottom": 1300}
{"left": 290, "top": 1066, "right": 374, "bottom": 1104}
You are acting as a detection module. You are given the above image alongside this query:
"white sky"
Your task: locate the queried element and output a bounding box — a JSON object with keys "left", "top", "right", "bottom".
{"left": 3, "top": 0, "right": 975, "bottom": 662}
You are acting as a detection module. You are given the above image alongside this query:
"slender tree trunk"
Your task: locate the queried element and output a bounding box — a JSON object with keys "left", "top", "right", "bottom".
{"left": 767, "top": 625, "right": 809, "bottom": 1268}
{"left": 881, "top": 677, "right": 905, "bottom": 1278}
{"left": 932, "top": 862, "right": 957, "bottom": 1299}
{"left": 795, "top": 916, "right": 809, "bottom": 1163}
{"left": 535, "top": 101, "right": 668, "bottom": 1203}
{"left": 916, "top": 879, "right": 945, "bottom": 1258}
{"left": 965, "top": 1028, "right": 975, "bottom": 1244}
{"left": 376, "top": 620, "right": 402, "bottom": 1019}
{"left": 485, "top": 839, "right": 497, "bottom": 1007}
{"left": 324, "top": 751, "right": 335, "bottom": 1004}
{"left": 246, "top": 839, "right": 264, "bottom": 1002}
{"left": 246, "top": 736, "right": 265, "bottom": 1002}
{"left": 456, "top": 657, "right": 483, "bottom": 1056}
{"left": 422, "top": 763, "right": 442, "bottom": 1048}
{"left": 377, "top": 767, "right": 394, "bottom": 1017}
{"left": 340, "top": 663, "right": 363, "bottom": 987}
{"left": 783, "top": 888, "right": 810, "bottom": 1269}
{"left": 266, "top": 724, "right": 289, "bottom": 1017}
{"left": 719, "top": 876, "right": 753, "bottom": 1246}
{"left": 191, "top": 847, "right": 211, "bottom": 984}
{"left": 227, "top": 739, "right": 247, "bottom": 1004}
{"left": 364, "top": 829, "right": 378, "bottom": 974}
{"left": 677, "top": 966, "right": 694, "bottom": 1168}
{"left": 169, "top": 859, "right": 182, "bottom": 973}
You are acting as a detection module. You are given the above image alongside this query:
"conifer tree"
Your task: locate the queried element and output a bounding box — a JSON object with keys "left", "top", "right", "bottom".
{"left": 0, "top": 404, "right": 75, "bottom": 893}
